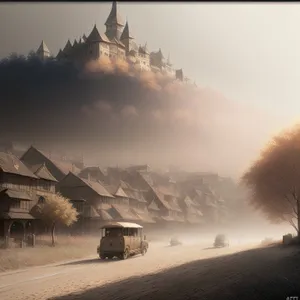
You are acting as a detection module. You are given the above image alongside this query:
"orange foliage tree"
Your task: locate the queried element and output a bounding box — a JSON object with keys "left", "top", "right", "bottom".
{"left": 242, "top": 125, "right": 300, "bottom": 237}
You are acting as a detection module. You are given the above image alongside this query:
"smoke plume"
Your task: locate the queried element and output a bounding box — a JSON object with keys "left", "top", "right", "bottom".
{"left": 0, "top": 55, "right": 278, "bottom": 176}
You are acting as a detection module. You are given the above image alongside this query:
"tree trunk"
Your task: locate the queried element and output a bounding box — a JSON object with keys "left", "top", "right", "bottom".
{"left": 297, "top": 200, "right": 300, "bottom": 239}
{"left": 51, "top": 222, "right": 56, "bottom": 247}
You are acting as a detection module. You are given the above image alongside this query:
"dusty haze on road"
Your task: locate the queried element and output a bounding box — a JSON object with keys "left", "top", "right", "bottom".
{"left": 0, "top": 237, "right": 258, "bottom": 300}
{"left": 0, "top": 224, "right": 290, "bottom": 300}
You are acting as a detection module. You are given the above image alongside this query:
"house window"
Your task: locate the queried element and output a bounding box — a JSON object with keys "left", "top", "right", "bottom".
{"left": 72, "top": 202, "right": 84, "bottom": 214}
{"left": 11, "top": 200, "right": 20, "bottom": 209}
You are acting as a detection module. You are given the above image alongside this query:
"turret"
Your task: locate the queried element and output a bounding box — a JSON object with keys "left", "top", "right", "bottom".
{"left": 105, "top": 1, "right": 124, "bottom": 40}
{"left": 120, "top": 20, "right": 134, "bottom": 55}
{"left": 36, "top": 40, "right": 51, "bottom": 60}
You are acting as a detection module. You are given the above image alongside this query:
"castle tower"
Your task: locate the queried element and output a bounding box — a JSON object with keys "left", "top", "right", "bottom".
{"left": 36, "top": 40, "right": 51, "bottom": 60}
{"left": 120, "top": 20, "right": 134, "bottom": 55}
{"left": 105, "top": 1, "right": 125, "bottom": 40}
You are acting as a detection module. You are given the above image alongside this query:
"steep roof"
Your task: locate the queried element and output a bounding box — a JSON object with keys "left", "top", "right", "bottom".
{"left": 0, "top": 152, "right": 38, "bottom": 179}
{"left": 109, "top": 204, "right": 139, "bottom": 221}
{"left": 87, "top": 25, "right": 110, "bottom": 43}
{"left": 83, "top": 205, "right": 113, "bottom": 220}
{"left": 0, "top": 188, "right": 33, "bottom": 201}
{"left": 78, "top": 166, "right": 105, "bottom": 181}
{"left": 56, "top": 49, "right": 64, "bottom": 59}
{"left": 1, "top": 212, "right": 35, "bottom": 220}
{"left": 21, "top": 146, "right": 81, "bottom": 181}
{"left": 104, "top": 183, "right": 128, "bottom": 198}
{"left": 63, "top": 40, "right": 73, "bottom": 54}
{"left": 36, "top": 40, "right": 50, "bottom": 55}
{"left": 79, "top": 176, "right": 114, "bottom": 198}
{"left": 120, "top": 21, "right": 134, "bottom": 40}
{"left": 130, "top": 208, "right": 155, "bottom": 224}
{"left": 105, "top": 1, "right": 124, "bottom": 27}
{"left": 50, "top": 159, "right": 81, "bottom": 176}
{"left": 29, "top": 163, "right": 58, "bottom": 182}
{"left": 151, "top": 187, "right": 172, "bottom": 210}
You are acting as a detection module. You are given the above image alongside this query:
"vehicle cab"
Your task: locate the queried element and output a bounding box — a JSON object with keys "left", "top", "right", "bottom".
{"left": 97, "top": 222, "right": 149, "bottom": 260}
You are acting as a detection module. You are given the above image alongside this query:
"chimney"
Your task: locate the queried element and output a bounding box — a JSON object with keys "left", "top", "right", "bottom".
{"left": 88, "top": 172, "right": 91, "bottom": 181}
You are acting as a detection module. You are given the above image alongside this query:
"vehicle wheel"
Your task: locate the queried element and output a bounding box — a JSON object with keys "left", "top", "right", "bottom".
{"left": 121, "top": 248, "right": 129, "bottom": 260}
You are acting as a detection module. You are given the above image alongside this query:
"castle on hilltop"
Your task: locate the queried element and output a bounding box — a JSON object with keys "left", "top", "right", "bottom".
{"left": 36, "top": 1, "right": 188, "bottom": 82}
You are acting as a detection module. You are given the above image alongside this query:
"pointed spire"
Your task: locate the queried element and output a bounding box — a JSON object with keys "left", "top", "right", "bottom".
{"left": 105, "top": 1, "right": 124, "bottom": 26}
{"left": 56, "top": 49, "right": 64, "bottom": 59}
{"left": 73, "top": 39, "right": 78, "bottom": 47}
{"left": 63, "top": 39, "right": 73, "bottom": 54}
{"left": 120, "top": 20, "right": 133, "bottom": 40}
{"left": 158, "top": 48, "right": 165, "bottom": 59}
{"left": 36, "top": 40, "right": 50, "bottom": 55}
{"left": 87, "top": 24, "right": 109, "bottom": 42}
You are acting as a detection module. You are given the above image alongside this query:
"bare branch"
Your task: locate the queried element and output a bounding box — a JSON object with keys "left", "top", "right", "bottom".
{"left": 284, "top": 194, "right": 298, "bottom": 216}
{"left": 289, "top": 218, "right": 299, "bottom": 233}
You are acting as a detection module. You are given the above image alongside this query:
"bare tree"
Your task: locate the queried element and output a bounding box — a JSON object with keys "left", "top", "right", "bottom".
{"left": 33, "top": 193, "right": 78, "bottom": 246}
{"left": 242, "top": 125, "right": 300, "bottom": 237}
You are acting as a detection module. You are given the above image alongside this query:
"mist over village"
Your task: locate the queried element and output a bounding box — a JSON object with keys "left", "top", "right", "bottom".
{"left": 0, "top": 2, "right": 300, "bottom": 300}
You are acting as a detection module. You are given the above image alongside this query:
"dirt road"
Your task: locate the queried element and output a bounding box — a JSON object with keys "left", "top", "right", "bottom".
{"left": 0, "top": 241, "right": 256, "bottom": 300}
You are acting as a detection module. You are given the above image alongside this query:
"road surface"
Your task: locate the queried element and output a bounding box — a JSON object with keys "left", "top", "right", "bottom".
{"left": 0, "top": 241, "right": 257, "bottom": 300}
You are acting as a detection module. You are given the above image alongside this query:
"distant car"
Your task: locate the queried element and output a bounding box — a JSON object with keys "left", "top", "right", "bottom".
{"left": 170, "top": 237, "right": 182, "bottom": 246}
{"left": 214, "top": 234, "right": 229, "bottom": 248}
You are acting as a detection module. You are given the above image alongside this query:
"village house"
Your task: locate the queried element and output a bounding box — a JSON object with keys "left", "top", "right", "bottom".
{"left": 105, "top": 167, "right": 156, "bottom": 225}
{"left": 182, "top": 184, "right": 218, "bottom": 225}
{"left": 0, "top": 152, "right": 56, "bottom": 242}
{"left": 56, "top": 172, "right": 115, "bottom": 233}
{"left": 118, "top": 180, "right": 155, "bottom": 225}
{"left": 102, "top": 181, "right": 140, "bottom": 224}
{"left": 179, "top": 195, "right": 204, "bottom": 225}
{"left": 135, "top": 171, "right": 186, "bottom": 226}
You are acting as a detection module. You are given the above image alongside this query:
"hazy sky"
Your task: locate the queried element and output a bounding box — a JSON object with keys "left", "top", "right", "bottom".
{"left": 1, "top": 2, "right": 300, "bottom": 137}
{"left": 0, "top": 2, "right": 300, "bottom": 122}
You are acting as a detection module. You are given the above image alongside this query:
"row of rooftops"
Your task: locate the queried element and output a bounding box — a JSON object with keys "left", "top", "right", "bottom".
{"left": 0, "top": 143, "right": 226, "bottom": 225}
